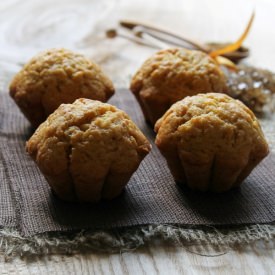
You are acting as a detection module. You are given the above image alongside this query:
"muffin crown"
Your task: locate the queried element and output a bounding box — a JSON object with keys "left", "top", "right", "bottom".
{"left": 28, "top": 98, "right": 150, "bottom": 160}
{"left": 10, "top": 48, "right": 114, "bottom": 128}
{"left": 131, "top": 48, "right": 226, "bottom": 102}
{"left": 155, "top": 93, "right": 268, "bottom": 155}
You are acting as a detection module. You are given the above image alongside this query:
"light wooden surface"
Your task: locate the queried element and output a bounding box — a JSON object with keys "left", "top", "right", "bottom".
{"left": 0, "top": 241, "right": 275, "bottom": 275}
{"left": 0, "top": 0, "right": 275, "bottom": 274}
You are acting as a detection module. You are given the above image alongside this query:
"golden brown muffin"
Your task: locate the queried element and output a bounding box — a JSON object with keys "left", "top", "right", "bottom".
{"left": 130, "top": 48, "right": 227, "bottom": 125}
{"left": 10, "top": 48, "right": 115, "bottom": 128}
{"left": 155, "top": 93, "right": 269, "bottom": 192}
{"left": 26, "top": 98, "right": 151, "bottom": 202}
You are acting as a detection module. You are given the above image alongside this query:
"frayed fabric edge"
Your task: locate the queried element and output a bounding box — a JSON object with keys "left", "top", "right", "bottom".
{"left": 0, "top": 223, "right": 274, "bottom": 259}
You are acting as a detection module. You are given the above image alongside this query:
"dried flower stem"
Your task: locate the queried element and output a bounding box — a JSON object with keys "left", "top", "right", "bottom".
{"left": 209, "top": 12, "right": 255, "bottom": 58}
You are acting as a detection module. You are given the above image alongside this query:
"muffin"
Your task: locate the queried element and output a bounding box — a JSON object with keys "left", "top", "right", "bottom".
{"left": 130, "top": 48, "right": 227, "bottom": 125}
{"left": 26, "top": 98, "right": 151, "bottom": 202}
{"left": 10, "top": 48, "right": 115, "bottom": 128}
{"left": 155, "top": 93, "right": 269, "bottom": 192}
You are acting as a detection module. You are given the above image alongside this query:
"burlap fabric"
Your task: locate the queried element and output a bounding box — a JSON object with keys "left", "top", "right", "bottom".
{"left": 0, "top": 87, "right": 274, "bottom": 240}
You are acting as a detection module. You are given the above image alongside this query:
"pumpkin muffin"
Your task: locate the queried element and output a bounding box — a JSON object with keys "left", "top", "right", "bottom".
{"left": 130, "top": 48, "right": 227, "bottom": 126}
{"left": 10, "top": 48, "right": 114, "bottom": 128}
{"left": 155, "top": 93, "right": 269, "bottom": 192}
{"left": 26, "top": 98, "right": 151, "bottom": 202}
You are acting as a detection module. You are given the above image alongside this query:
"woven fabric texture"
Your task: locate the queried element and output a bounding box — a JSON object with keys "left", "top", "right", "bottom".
{"left": 0, "top": 90, "right": 274, "bottom": 237}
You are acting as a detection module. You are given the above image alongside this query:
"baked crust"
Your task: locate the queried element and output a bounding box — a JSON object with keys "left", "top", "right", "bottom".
{"left": 130, "top": 48, "right": 227, "bottom": 125}
{"left": 155, "top": 93, "right": 269, "bottom": 192}
{"left": 26, "top": 98, "right": 151, "bottom": 202}
{"left": 10, "top": 48, "right": 115, "bottom": 128}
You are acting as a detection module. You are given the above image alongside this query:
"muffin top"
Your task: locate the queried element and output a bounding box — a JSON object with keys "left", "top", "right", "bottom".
{"left": 27, "top": 98, "right": 151, "bottom": 171}
{"left": 26, "top": 98, "right": 151, "bottom": 201}
{"left": 130, "top": 48, "right": 227, "bottom": 103}
{"left": 155, "top": 93, "right": 268, "bottom": 160}
{"left": 10, "top": 48, "right": 114, "bottom": 127}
